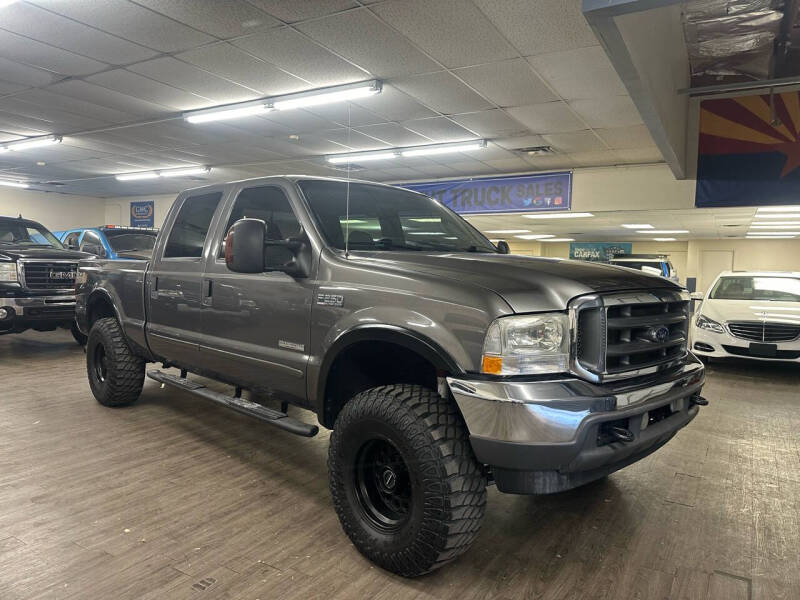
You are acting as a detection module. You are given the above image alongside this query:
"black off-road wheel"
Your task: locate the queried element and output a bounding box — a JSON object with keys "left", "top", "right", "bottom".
{"left": 71, "top": 320, "right": 87, "bottom": 346}
{"left": 328, "top": 384, "right": 487, "bottom": 577}
{"left": 86, "top": 317, "right": 145, "bottom": 407}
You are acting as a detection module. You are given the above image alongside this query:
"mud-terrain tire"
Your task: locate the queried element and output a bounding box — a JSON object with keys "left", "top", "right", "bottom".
{"left": 86, "top": 317, "right": 145, "bottom": 407}
{"left": 71, "top": 320, "right": 87, "bottom": 346}
{"left": 328, "top": 384, "right": 486, "bottom": 577}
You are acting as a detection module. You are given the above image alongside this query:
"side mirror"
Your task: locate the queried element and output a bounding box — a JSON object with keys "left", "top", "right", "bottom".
{"left": 690, "top": 291, "right": 704, "bottom": 301}
{"left": 496, "top": 240, "right": 510, "bottom": 254}
{"left": 225, "top": 218, "right": 265, "bottom": 273}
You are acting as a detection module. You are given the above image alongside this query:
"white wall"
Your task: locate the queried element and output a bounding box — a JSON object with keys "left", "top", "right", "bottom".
{"left": 0, "top": 188, "right": 106, "bottom": 232}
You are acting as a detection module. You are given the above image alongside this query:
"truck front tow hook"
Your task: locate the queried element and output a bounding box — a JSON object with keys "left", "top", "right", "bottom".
{"left": 692, "top": 395, "right": 709, "bottom": 406}
{"left": 610, "top": 426, "right": 635, "bottom": 443}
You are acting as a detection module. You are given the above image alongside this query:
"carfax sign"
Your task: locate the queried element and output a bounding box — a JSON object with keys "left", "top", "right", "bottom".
{"left": 130, "top": 200, "right": 155, "bottom": 227}
{"left": 569, "top": 242, "right": 632, "bottom": 262}
{"left": 402, "top": 172, "right": 572, "bottom": 215}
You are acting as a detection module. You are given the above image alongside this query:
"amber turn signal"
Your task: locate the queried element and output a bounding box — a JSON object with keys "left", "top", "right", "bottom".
{"left": 481, "top": 355, "right": 503, "bottom": 374}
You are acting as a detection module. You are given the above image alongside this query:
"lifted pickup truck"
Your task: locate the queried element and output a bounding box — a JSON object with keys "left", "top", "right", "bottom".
{"left": 0, "top": 215, "right": 89, "bottom": 341}
{"left": 75, "top": 176, "right": 706, "bottom": 577}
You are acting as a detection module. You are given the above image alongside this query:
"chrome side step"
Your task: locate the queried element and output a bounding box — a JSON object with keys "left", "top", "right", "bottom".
{"left": 146, "top": 370, "right": 318, "bottom": 437}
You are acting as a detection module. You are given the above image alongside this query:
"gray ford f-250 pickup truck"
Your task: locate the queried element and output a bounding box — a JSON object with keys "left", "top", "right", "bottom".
{"left": 75, "top": 176, "right": 706, "bottom": 577}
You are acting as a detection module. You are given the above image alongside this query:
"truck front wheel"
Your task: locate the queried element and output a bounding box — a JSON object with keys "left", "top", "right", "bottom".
{"left": 328, "top": 384, "right": 486, "bottom": 577}
{"left": 86, "top": 317, "right": 145, "bottom": 407}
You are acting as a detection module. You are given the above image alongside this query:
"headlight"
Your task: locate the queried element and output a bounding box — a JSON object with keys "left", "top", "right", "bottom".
{"left": 0, "top": 263, "right": 18, "bottom": 283}
{"left": 695, "top": 314, "right": 724, "bottom": 334}
{"left": 481, "top": 313, "right": 570, "bottom": 375}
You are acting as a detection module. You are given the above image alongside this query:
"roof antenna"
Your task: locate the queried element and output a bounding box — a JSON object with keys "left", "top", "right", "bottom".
{"left": 344, "top": 102, "right": 351, "bottom": 258}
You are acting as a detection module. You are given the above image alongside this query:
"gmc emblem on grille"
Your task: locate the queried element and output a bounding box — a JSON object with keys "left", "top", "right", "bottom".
{"left": 49, "top": 269, "right": 76, "bottom": 280}
{"left": 647, "top": 326, "right": 670, "bottom": 343}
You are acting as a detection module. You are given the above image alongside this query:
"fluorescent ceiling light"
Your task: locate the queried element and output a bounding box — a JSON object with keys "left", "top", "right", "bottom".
{"left": 515, "top": 234, "right": 555, "bottom": 240}
{"left": 485, "top": 229, "right": 530, "bottom": 234}
{"left": 0, "top": 1, "right": 18, "bottom": 7}
{"left": 3, "top": 135, "right": 61, "bottom": 152}
{"left": 653, "top": 237, "right": 677, "bottom": 241}
{"left": 116, "top": 166, "right": 210, "bottom": 181}
{"left": 751, "top": 221, "right": 800, "bottom": 225}
{"left": 186, "top": 103, "right": 271, "bottom": 124}
{"left": 273, "top": 81, "right": 381, "bottom": 110}
{"left": 327, "top": 151, "right": 396, "bottom": 164}
{"left": 747, "top": 235, "right": 797, "bottom": 239}
{"left": 757, "top": 206, "right": 800, "bottom": 212}
{"left": 747, "top": 231, "right": 798, "bottom": 236}
{"left": 400, "top": 141, "right": 486, "bottom": 157}
{"left": 523, "top": 212, "right": 593, "bottom": 219}
{"left": 622, "top": 224, "right": 652, "bottom": 229}
{"left": 637, "top": 229, "right": 688, "bottom": 234}
{"left": 541, "top": 238, "right": 575, "bottom": 242}
{"left": 749, "top": 225, "right": 800, "bottom": 229}
{"left": 0, "top": 179, "right": 29, "bottom": 188}
{"left": 750, "top": 213, "right": 800, "bottom": 219}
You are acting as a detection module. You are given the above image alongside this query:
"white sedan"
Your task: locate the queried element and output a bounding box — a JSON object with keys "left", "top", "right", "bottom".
{"left": 690, "top": 271, "right": 800, "bottom": 363}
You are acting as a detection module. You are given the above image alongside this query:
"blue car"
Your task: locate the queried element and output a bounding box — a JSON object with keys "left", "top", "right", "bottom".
{"left": 54, "top": 225, "right": 158, "bottom": 260}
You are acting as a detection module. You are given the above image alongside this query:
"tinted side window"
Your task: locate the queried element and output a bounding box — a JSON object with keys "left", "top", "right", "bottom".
{"left": 218, "top": 186, "right": 301, "bottom": 257}
{"left": 164, "top": 192, "right": 222, "bottom": 258}
{"left": 64, "top": 231, "right": 81, "bottom": 248}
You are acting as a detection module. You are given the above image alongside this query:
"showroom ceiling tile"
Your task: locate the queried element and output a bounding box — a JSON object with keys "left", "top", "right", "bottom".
{"left": 0, "top": 57, "right": 57, "bottom": 88}
{"left": 437, "top": 159, "right": 497, "bottom": 175}
{"left": 492, "top": 134, "right": 549, "bottom": 151}
{"left": 354, "top": 123, "right": 433, "bottom": 147}
{"left": 247, "top": 0, "right": 358, "bottom": 23}
{"left": 321, "top": 128, "right": 391, "bottom": 151}
{"left": 541, "top": 130, "right": 606, "bottom": 153}
{"left": 232, "top": 28, "right": 369, "bottom": 87}
{"left": 351, "top": 85, "right": 438, "bottom": 122}
{"left": 614, "top": 147, "right": 665, "bottom": 163}
{"left": 176, "top": 43, "right": 308, "bottom": 96}
{"left": 451, "top": 110, "right": 528, "bottom": 138}
{"left": 86, "top": 70, "right": 211, "bottom": 111}
{"left": 0, "top": 81, "right": 28, "bottom": 95}
{"left": 72, "top": 132, "right": 172, "bottom": 154}
{"left": 296, "top": 9, "right": 441, "bottom": 78}
{"left": 391, "top": 72, "right": 493, "bottom": 115}
{"left": 400, "top": 117, "right": 475, "bottom": 142}
{"left": 483, "top": 157, "right": 533, "bottom": 172}
{"left": 569, "top": 95, "right": 643, "bottom": 129}
{"left": 568, "top": 150, "right": 622, "bottom": 167}
{"left": 9, "top": 88, "right": 141, "bottom": 124}
{"left": 371, "top": 0, "right": 517, "bottom": 68}
{"left": 0, "top": 97, "right": 113, "bottom": 131}
{"left": 131, "top": 0, "right": 280, "bottom": 38}
{"left": 505, "top": 102, "right": 586, "bottom": 134}
{"left": 0, "top": 111, "right": 65, "bottom": 137}
{"left": 27, "top": 0, "right": 215, "bottom": 53}
{"left": 379, "top": 166, "right": 428, "bottom": 179}
{"left": 263, "top": 109, "right": 341, "bottom": 134}
{"left": 454, "top": 59, "right": 557, "bottom": 108}
{"left": 528, "top": 46, "right": 627, "bottom": 101}
{"left": 0, "top": 2, "right": 157, "bottom": 65}
{"left": 474, "top": 0, "right": 598, "bottom": 57}
{"left": 302, "top": 103, "right": 387, "bottom": 129}
{"left": 0, "top": 29, "right": 107, "bottom": 76}
{"left": 47, "top": 80, "right": 174, "bottom": 118}
{"left": 523, "top": 153, "right": 576, "bottom": 170}
{"left": 409, "top": 163, "right": 460, "bottom": 177}
{"left": 127, "top": 57, "right": 261, "bottom": 104}
{"left": 595, "top": 125, "right": 656, "bottom": 150}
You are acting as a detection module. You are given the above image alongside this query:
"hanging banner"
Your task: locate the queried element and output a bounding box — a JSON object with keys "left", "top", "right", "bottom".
{"left": 696, "top": 90, "right": 800, "bottom": 207}
{"left": 130, "top": 201, "right": 155, "bottom": 227}
{"left": 402, "top": 172, "right": 572, "bottom": 214}
{"left": 569, "top": 242, "right": 632, "bottom": 262}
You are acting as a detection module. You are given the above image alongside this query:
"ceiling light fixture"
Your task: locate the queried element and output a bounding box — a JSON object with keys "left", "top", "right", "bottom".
{"left": 653, "top": 237, "right": 678, "bottom": 241}
{"left": 756, "top": 206, "right": 800, "bottom": 212}
{"left": 746, "top": 231, "right": 798, "bottom": 236}
{"left": 751, "top": 221, "right": 800, "bottom": 225}
{"left": 540, "top": 238, "right": 575, "bottom": 242}
{"left": 637, "top": 229, "right": 688, "bottom": 234}
{"left": 749, "top": 213, "right": 800, "bottom": 219}
{"left": 116, "top": 166, "right": 211, "bottom": 181}
{"left": 523, "top": 212, "right": 593, "bottom": 220}
{"left": 1, "top": 135, "right": 62, "bottom": 152}
{"left": 0, "top": 179, "right": 29, "bottom": 188}
{"left": 515, "top": 234, "right": 556, "bottom": 240}
{"left": 622, "top": 224, "right": 653, "bottom": 229}
{"left": 327, "top": 151, "right": 397, "bottom": 164}
{"left": 185, "top": 80, "right": 381, "bottom": 124}
{"left": 326, "top": 140, "right": 487, "bottom": 164}
{"left": 749, "top": 224, "right": 800, "bottom": 229}
{"left": 746, "top": 235, "right": 797, "bottom": 239}
{"left": 485, "top": 229, "right": 530, "bottom": 234}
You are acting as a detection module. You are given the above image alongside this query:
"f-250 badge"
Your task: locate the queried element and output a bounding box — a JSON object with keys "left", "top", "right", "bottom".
{"left": 317, "top": 293, "right": 344, "bottom": 307}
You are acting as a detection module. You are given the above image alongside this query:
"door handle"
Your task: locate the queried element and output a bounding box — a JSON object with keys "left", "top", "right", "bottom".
{"left": 202, "top": 279, "right": 213, "bottom": 306}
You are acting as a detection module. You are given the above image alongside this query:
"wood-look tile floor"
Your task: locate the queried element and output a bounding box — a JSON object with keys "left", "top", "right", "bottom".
{"left": 1, "top": 330, "right": 798, "bottom": 599}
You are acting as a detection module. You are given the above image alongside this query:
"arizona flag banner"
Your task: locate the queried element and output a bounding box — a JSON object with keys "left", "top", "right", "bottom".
{"left": 696, "top": 91, "right": 800, "bottom": 207}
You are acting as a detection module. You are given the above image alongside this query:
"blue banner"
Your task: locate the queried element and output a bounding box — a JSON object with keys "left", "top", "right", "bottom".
{"left": 130, "top": 201, "right": 154, "bottom": 227}
{"left": 569, "top": 242, "right": 632, "bottom": 262}
{"left": 402, "top": 172, "right": 571, "bottom": 214}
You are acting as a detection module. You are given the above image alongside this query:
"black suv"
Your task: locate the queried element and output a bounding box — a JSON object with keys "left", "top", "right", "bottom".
{"left": 0, "top": 215, "right": 89, "bottom": 341}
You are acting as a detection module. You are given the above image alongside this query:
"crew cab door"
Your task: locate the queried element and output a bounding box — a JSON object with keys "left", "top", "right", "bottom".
{"left": 198, "top": 183, "right": 315, "bottom": 406}
{"left": 146, "top": 189, "right": 225, "bottom": 368}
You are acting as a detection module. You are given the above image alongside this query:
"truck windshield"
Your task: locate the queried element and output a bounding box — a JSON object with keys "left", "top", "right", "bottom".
{"left": 298, "top": 180, "right": 497, "bottom": 253}
{"left": 0, "top": 220, "right": 63, "bottom": 248}
{"left": 105, "top": 232, "right": 157, "bottom": 254}
{"left": 710, "top": 276, "right": 800, "bottom": 302}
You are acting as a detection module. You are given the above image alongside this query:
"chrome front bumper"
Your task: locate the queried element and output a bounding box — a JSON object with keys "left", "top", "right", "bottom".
{"left": 447, "top": 355, "right": 705, "bottom": 493}
{"left": 0, "top": 294, "right": 76, "bottom": 315}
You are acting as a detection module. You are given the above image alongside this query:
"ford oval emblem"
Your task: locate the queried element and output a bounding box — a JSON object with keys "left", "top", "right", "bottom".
{"left": 648, "top": 326, "right": 670, "bottom": 343}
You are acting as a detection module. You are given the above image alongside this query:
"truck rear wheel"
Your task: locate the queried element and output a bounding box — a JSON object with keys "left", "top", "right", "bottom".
{"left": 86, "top": 317, "right": 145, "bottom": 407}
{"left": 328, "top": 384, "right": 486, "bottom": 577}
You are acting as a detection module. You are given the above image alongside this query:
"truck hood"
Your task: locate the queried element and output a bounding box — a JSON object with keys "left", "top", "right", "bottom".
{"left": 699, "top": 298, "right": 800, "bottom": 324}
{"left": 0, "top": 247, "right": 91, "bottom": 261}
{"left": 348, "top": 252, "right": 682, "bottom": 312}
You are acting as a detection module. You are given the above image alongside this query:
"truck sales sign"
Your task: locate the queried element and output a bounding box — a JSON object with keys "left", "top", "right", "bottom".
{"left": 402, "top": 172, "right": 572, "bottom": 215}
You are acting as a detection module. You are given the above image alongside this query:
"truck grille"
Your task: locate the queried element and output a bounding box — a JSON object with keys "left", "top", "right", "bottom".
{"left": 572, "top": 290, "right": 690, "bottom": 382}
{"left": 21, "top": 261, "right": 78, "bottom": 291}
{"left": 727, "top": 321, "right": 800, "bottom": 342}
